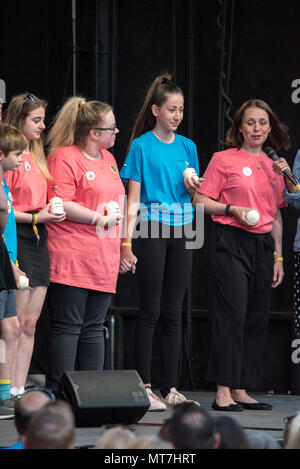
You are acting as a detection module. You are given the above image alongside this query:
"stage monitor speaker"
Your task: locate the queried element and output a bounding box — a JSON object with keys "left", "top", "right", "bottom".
{"left": 56, "top": 370, "right": 150, "bottom": 427}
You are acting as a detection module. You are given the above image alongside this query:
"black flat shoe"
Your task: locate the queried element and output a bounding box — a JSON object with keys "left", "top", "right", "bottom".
{"left": 234, "top": 401, "right": 273, "bottom": 410}
{"left": 211, "top": 400, "right": 244, "bottom": 412}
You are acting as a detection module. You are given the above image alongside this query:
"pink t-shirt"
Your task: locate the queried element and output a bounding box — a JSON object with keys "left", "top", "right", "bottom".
{"left": 47, "top": 145, "right": 125, "bottom": 292}
{"left": 198, "top": 148, "right": 285, "bottom": 233}
{"left": 5, "top": 152, "right": 47, "bottom": 211}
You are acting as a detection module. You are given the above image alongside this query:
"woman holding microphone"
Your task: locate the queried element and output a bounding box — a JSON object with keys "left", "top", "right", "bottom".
{"left": 194, "top": 99, "right": 290, "bottom": 411}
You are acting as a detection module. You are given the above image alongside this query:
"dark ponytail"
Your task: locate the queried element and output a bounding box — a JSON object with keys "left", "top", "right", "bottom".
{"left": 127, "top": 73, "right": 183, "bottom": 153}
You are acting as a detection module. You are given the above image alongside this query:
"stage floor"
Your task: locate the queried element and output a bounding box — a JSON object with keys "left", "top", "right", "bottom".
{"left": 0, "top": 390, "right": 299, "bottom": 448}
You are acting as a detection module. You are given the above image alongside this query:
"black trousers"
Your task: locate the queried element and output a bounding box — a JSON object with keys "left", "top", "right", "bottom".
{"left": 134, "top": 221, "right": 193, "bottom": 393}
{"left": 206, "top": 223, "right": 275, "bottom": 389}
{"left": 47, "top": 283, "right": 112, "bottom": 389}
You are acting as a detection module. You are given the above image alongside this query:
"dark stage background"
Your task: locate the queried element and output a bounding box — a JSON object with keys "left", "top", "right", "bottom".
{"left": 0, "top": 0, "right": 299, "bottom": 392}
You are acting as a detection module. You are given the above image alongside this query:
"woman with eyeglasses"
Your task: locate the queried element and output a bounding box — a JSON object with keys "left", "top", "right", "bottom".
{"left": 45, "top": 97, "right": 124, "bottom": 390}
{"left": 4, "top": 93, "right": 66, "bottom": 398}
{"left": 120, "top": 74, "right": 203, "bottom": 411}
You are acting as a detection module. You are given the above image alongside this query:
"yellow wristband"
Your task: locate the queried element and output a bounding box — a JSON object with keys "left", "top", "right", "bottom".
{"left": 121, "top": 242, "right": 132, "bottom": 247}
{"left": 274, "top": 251, "right": 283, "bottom": 262}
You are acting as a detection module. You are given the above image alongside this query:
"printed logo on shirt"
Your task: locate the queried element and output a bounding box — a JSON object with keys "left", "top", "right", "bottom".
{"left": 242, "top": 167, "right": 252, "bottom": 177}
{"left": 86, "top": 171, "right": 96, "bottom": 181}
{"left": 109, "top": 164, "right": 118, "bottom": 175}
{"left": 24, "top": 161, "right": 31, "bottom": 171}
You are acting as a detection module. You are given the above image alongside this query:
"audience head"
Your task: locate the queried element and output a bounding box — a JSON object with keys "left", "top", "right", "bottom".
{"left": 160, "top": 401, "right": 220, "bottom": 449}
{"left": 127, "top": 435, "right": 172, "bottom": 449}
{"left": 247, "top": 430, "right": 281, "bottom": 449}
{"left": 212, "top": 416, "right": 251, "bottom": 449}
{"left": 285, "top": 412, "right": 300, "bottom": 449}
{"left": 14, "top": 387, "right": 55, "bottom": 439}
{"left": 24, "top": 400, "right": 75, "bottom": 449}
{"left": 95, "top": 426, "right": 136, "bottom": 449}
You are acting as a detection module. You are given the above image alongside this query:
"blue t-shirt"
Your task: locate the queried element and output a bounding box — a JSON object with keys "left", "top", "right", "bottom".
{"left": 120, "top": 131, "right": 199, "bottom": 226}
{"left": 2, "top": 441, "right": 24, "bottom": 450}
{"left": 2, "top": 177, "right": 17, "bottom": 264}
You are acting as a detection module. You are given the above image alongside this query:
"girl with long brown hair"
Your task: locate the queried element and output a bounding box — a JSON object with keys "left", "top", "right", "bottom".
{"left": 4, "top": 93, "right": 65, "bottom": 397}
{"left": 120, "top": 74, "right": 203, "bottom": 411}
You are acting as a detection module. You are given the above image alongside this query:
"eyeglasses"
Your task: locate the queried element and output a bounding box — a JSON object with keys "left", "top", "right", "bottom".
{"left": 93, "top": 125, "right": 118, "bottom": 134}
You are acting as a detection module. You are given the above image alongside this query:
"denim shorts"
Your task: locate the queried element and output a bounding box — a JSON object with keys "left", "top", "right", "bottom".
{"left": 0, "top": 290, "right": 17, "bottom": 320}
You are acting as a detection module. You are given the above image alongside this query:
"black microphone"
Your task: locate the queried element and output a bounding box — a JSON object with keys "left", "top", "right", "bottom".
{"left": 264, "top": 146, "right": 300, "bottom": 189}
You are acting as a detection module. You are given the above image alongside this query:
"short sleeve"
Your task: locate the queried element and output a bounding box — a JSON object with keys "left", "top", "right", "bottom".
{"left": 189, "top": 141, "right": 200, "bottom": 175}
{"left": 197, "top": 153, "right": 227, "bottom": 199}
{"left": 47, "top": 150, "right": 78, "bottom": 202}
{"left": 120, "top": 140, "right": 143, "bottom": 184}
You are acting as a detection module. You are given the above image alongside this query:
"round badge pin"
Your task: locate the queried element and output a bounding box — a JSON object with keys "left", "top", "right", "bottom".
{"left": 242, "top": 167, "right": 252, "bottom": 176}
{"left": 86, "top": 171, "right": 96, "bottom": 181}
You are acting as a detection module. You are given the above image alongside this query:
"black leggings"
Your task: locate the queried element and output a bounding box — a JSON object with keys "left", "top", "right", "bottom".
{"left": 134, "top": 222, "right": 193, "bottom": 394}
{"left": 47, "top": 283, "right": 112, "bottom": 389}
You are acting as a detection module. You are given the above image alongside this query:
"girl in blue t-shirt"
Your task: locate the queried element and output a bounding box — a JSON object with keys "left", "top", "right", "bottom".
{"left": 120, "top": 74, "right": 204, "bottom": 411}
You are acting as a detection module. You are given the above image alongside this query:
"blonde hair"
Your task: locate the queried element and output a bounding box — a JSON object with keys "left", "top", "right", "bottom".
{"left": 0, "top": 123, "right": 27, "bottom": 155}
{"left": 286, "top": 413, "right": 300, "bottom": 449}
{"left": 127, "top": 435, "right": 172, "bottom": 449}
{"left": 127, "top": 73, "right": 184, "bottom": 154}
{"left": 94, "top": 426, "right": 136, "bottom": 449}
{"left": 4, "top": 93, "right": 52, "bottom": 180}
{"left": 47, "top": 96, "right": 112, "bottom": 156}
